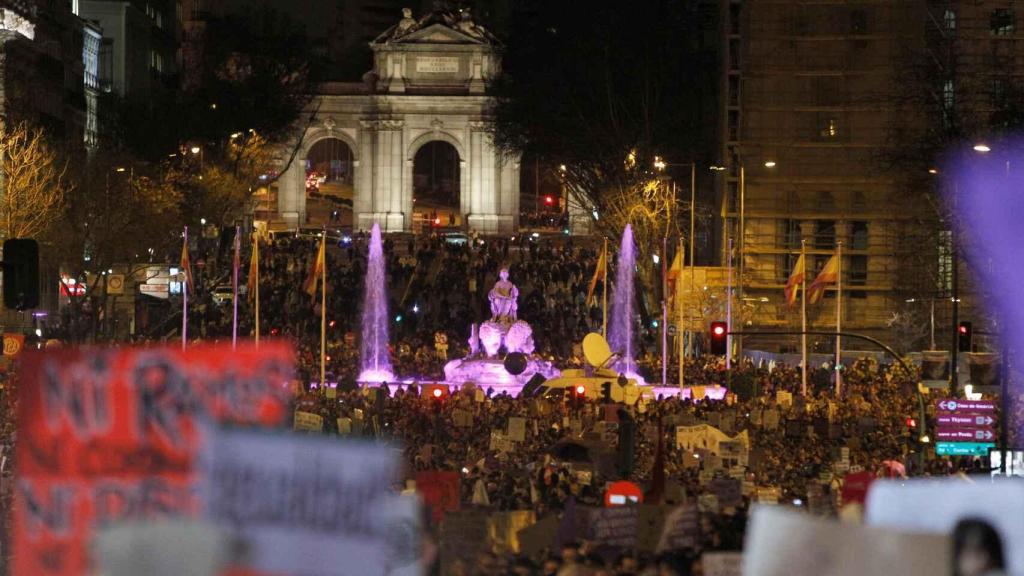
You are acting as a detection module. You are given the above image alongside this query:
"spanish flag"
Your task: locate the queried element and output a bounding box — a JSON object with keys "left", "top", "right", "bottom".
{"left": 667, "top": 250, "right": 683, "bottom": 309}
{"left": 807, "top": 253, "right": 839, "bottom": 304}
{"left": 303, "top": 235, "right": 326, "bottom": 300}
{"left": 247, "top": 235, "right": 259, "bottom": 303}
{"left": 585, "top": 244, "right": 607, "bottom": 307}
{"left": 180, "top": 235, "right": 193, "bottom": 295}
{"left": 783, "top": 253, "right": 805, "bottom": 306}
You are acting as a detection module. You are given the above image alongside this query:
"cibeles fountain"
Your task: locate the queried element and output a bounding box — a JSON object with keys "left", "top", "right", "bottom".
{"left": 443, "top": 267, "right": 560, "bottom": 390}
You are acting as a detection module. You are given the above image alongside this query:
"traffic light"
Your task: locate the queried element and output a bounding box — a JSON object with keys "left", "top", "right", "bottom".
{"left": 958, "top": 321, "right": 973, "bottom": 352}
{"left": 709, "top": 321, "right": 728, "bottom": 355}
{"left": 3, "top": 239, "right": 39, "bottom": 310}
{"left": 544, "top": 195, "right": 555, "bottom": 205}
{"left": 905, "top": 417, "right": 917, "bottom": 429}
{"left": 601, "top": 382, "right": 612, "bottom": 403}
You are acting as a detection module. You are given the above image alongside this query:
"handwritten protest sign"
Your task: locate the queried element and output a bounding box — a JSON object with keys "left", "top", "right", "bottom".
{"left": 507, "top": 416, "right": 527, "bottom": 441}
{"left": 13, "top": 343, "right": 294, "bottom": 576}
{"left": 294, "top": 410, "right": 324, "bottom": 432}
{"left": 587, "top": 506, "right": 638, "bottom": 548}
{"left": 676, "top": 424, "right": 749, "bottom": 454}
{"left": 416, "top": 470, "right": 461, "bottom": 523}
{"left": 199, "top": 428, "right": 419, "bottom": 576}
{"left": 657, "top": 504, "right": 700, "bottom": 552}
{"left": 776, "top": 390, "right": 793, "bottom": 408}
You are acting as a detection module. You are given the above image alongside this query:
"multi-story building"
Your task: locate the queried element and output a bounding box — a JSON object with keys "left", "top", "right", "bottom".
{"left": 717, "top": 0, "right": 1018, "bottom": 353}
{"left": 0, "top": 0, "right": 90, "bottom": 145}
{"left": 77, "top": 0, "right": 179, "bottom": 99}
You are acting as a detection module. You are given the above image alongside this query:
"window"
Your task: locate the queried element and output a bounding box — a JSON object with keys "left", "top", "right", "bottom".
{"left": 150, "top": 50, "right": 163, "bottom": 72}
{"left": 851, "top": 191, "right": 867, "bottom": 211}
{"left": 850, "top": 9, "right": 868, "bottom": 35}
{"left": 850, "top": 221, "right": 869, "bottom": 250}
{"left": 943, "top": 79, "right": 955, "bottom": 111}
{"left": 992, "top": 77, "right": 1010, "bottom": 107}
{"left": 849, "top": 255, "right": 867, "bottom": 297}
{"left": 944, "top": 9, "right": 956, "bottom": 31}
{"left": 814, "top": 220, "right": 836, "bottom": 249}
{"left": 816, "top": 191, "right": 836, "bottom": 211}
{"left": 819, "top": 116, "right": 838, "bottom": 139}
{"left": 991, "top": 9, "right": 1014, "bottom": 36}
{"left": 777, "top": 254, "right": 801, "bottom": 283}
{"left": 777, "top": 219, "right": 801, "bottom": 249}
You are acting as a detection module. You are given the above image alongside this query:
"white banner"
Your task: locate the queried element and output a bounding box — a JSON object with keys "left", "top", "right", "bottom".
{"left": 675, "top": 424, "right": 749, "bottom": 454}
{"left": 198, "top": 429, "right": 421, "bottom": 576}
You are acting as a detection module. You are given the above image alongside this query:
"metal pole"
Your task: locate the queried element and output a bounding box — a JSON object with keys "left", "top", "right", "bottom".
{"left": 182, "top": 226, "right": 188, "bottom": 351}
{"left": 1000, "top": 343, "right": 1009, "bottom": 475}
{"left": 836, "top": 241, "right": 842, "bottom": 397}
{"left": 737, "top": 166, "right": 745, "bottom": 361}
{"left": 951, "top": 242, "right": 960, "bottom": 396}
{"left": 602, "top": 237, "right": 608, "bottom": 338}
{"left": 930, "top": 299, "right": 936, "bottom": 350}
{"left": 679, "top": 238, "right": 685, "bottom": 390}
{"left": 662, "top": 236, "right": 668, "bottom": 387}
{"left": 726, "top": 237, "right": 733, "bottom": 371}
{"left": 232, "top": 226, "right": 240, "bottom": 349}
{"left": 801, "top": 239, "right": 808, "bottom": 395}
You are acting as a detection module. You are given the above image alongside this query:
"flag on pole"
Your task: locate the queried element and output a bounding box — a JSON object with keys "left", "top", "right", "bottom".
{"left": 808, "top": 253, "right": 839, "bottom": 304}
{"left": 247, "top": 235, "right": 259, "bottom": 302}
{"left": 667, "top": 250, "right": 683, "bottom": 310}
{"left": 783, "top": 253, "right": 805, "bottom": 306}
{"left": 179, "top": 234, "right": 193, "bottom": 295}
{"left": 303, "top": 236, "right": 326, "bottom": 300}
{"left": 585, "top": 244, "right": 607, "bottom": 306}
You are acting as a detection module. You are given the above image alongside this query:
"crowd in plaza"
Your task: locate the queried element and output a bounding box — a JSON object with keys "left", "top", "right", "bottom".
{"left": 5, "top": 231, "right": 1017, "bottom": 576}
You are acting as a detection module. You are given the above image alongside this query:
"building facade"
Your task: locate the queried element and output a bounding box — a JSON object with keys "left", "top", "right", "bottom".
{"left": 273, "top": 8, "right": 520, "bottom": 234}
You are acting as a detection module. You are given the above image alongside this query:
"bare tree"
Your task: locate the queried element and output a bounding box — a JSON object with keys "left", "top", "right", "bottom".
{"left": 0, "top": 120, "right": 67, "bottom": 240}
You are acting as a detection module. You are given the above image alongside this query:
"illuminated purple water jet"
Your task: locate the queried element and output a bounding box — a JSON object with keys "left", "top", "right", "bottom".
{"left": 608, "top": 224, "right": 638, "bottom": 377}
{"left": 358, "top": 223, "right": 395, "bottom": 383}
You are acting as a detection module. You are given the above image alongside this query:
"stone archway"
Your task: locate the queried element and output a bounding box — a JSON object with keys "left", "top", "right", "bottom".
{"left": 304, "top": 136, "right": 356, "bottom": 226}
{"left": 405, "top": 130, "right": 468, "bottom": 232}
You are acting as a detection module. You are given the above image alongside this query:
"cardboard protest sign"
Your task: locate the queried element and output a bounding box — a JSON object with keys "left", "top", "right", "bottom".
{"left": 866, "top": 480, "right": 1024, "bottom": 576}
{"left": 709, "top": 477, "right": 742, "bottom": 508}
{"left": 293, "top": 410, "right": 323, "bottom": 432}
{"left": 13, "top": 343, "right": 294, "bottom": 576}
{"left": 656, "top": 504, "right": 700, "bottom": 552}
{"left": 676, "top": 424, "right": 749, "bottom": 454}
{"left": 776, "top": 390, "right": 793, "bottom": 408}
{"left": 762, "top": 409, "right": 779, "bottom": 430}
{"left": 489, "top": 431, "right": 515, "bottom": 452}
{"left": 453, "top": 409, "right": 473, "bottom": 428}
{"left": 507, "top": 416, "right": 527, "bottom": 442}
{"left": 199, "top": 428, "right": 419, "bottom": 576}
{"left": 744, "top": 506, "right": 949, "bottom": 576}
{"left": 587, "top": 506, "right": 638, "bottom": 548}
{"left": 416, "top": 470, "right": 461, "bottom": 523}
{"left": 337, "top": 417, "right": 352, "bottom": 435}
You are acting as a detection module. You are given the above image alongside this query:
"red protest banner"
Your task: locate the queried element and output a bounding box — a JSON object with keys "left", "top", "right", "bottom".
{"left": 13, "top": 342, "right": 294, "bottom": 576}
{"left": 416, "top": 470, "right": 461, "bottom": 523}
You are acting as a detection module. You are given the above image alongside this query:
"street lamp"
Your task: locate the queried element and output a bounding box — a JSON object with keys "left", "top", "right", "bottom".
{"left": 763, "top": 160, "right": 777, "bottom": 168}
{"left": 973, "top": 143, "right": 991, "bottom": 153}
{"left": 190, "top": 146, "right": 201, "bottom": 154}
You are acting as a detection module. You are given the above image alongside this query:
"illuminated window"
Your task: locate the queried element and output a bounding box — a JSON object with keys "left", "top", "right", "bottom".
{"left": 991, "top": 9, "right": 1014, "bottom": 36}
{"left": 944, "top": 9, "right": 956, "bottom": 30}
{"left": 943, "top": 80, "right": 955, "bottom": 111}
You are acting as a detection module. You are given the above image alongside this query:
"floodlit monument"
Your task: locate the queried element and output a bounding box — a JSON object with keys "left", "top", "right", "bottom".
{"left": 273, "top": 7, "right": 521, "bottom": 234}
{"left": 443, "top": 267, "right": 558, "bottom": 389}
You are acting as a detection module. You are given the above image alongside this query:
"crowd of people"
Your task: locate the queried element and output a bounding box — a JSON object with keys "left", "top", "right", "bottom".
{"left": 286, "top": 351, "right": 1008, "bottom": 575}
{"left": 6, "top": 229, "right": 1020, "bottom": 576}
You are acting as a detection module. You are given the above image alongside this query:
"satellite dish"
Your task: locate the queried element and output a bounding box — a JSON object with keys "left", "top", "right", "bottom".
{"left": 583, "top": 332, "right": 613, "bottom": 368}
{"left": 504, "top": 352, "right": 528, "bottom": 375}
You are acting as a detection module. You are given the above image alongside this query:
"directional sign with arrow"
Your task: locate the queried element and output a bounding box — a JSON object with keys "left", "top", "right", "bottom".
{"left": 937, "top": 414, "right": 995, "bottom": 427}
{"left": 935, "top": 428, "right": 996, "bottom": 442}
{"left": 935, "top": 399, "right": 998, "bottom": 455}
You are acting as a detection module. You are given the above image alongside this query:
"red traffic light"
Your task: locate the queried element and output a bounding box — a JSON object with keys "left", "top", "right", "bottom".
{"left": 905, "top": 417, "right": 917, "bottom": 428}
{"left": 712, "top": 324, "right": 726, "bottom": 336}
{"left": 433, "top": 388, "right": 443, "bottom": 398}
{"left": 576, "top": 385, "right": 586, "bottom": 395}
{"left": 544, "top": 195, "right": 555, "bottom": 205}
{"left": 958, "top": 325, "right": 968, "bottom": 334}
